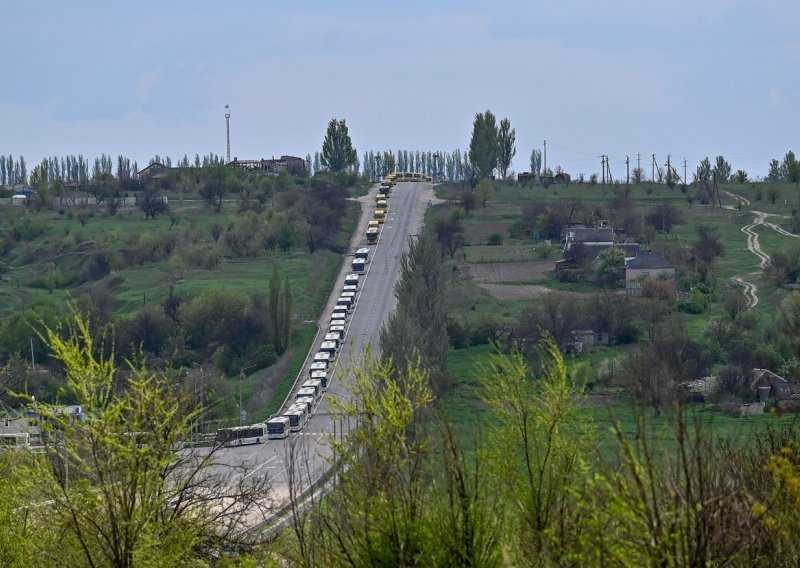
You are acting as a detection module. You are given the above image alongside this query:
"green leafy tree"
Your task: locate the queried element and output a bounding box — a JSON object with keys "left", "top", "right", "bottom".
{"left": 474, "top": 177, "right": 494, "bottom": 208}
{"left": 713, "top": 155, "right": 732, "bottom": 182}
{"left": 482, "top": 338, "right": 592, "bottom": 564}
{"left": 321, "top": 118, "right": 357, "bottom": 173}
{"left": 735, "top": 169, "right": 748, "bottom": 183}
{"left": 767, "top": 158, "right": 783, "bottom": 182}
{"left": 468, "top": 110, "right": 499, "bottom": 179}
{"left": 496, "top": 118, "right": 516, "bottom": 180}
{"left": 695, "top": 157, "right": 712, "bottom": 182}
{"left": 23, "top": 313, "right": 272, "bottom": 566}
{"left": 529, "top": 148, "right": 542, "bottom": 181}
{"left": 198, "top": 165, "right": 230, "bottom": 213}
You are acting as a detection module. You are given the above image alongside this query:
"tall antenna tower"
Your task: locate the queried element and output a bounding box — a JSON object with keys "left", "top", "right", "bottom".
{"left": 225, "top": 104, "right": 231, "bottom": 163}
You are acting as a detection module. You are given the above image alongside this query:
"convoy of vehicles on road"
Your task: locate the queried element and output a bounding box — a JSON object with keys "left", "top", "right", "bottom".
{"left": 216, "top": 173, "right": 426, "bottom": 445}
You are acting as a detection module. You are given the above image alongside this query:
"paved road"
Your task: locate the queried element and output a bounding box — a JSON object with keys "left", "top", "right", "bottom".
{"left": 190, "top": 181, "right": 434, "bottom": 522}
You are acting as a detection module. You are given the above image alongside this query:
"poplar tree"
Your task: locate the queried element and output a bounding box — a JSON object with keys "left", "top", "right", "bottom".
{"left": 469, "top": 110, "right": 499, "bottom": 179}
{"left": 321, "top": 118, "right": 357, "bottom": 173}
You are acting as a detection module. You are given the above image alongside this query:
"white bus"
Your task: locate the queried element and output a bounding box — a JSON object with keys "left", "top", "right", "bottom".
{"left": 267, "top": 416, "right": 291, "bottom": 439}
{"left": 344, "top": 273, "right": 360, "bottom": 287}
{"left": 355, "top": 247, "right": 369, "bottom": 260}
{"left": 303, "top": 379, "right": 323, "bottom": 397}
{"left": 320, "top": 341, "right": 338, "bottom": 358}
{"left": 336, "top": 296, "right": 353, "bottom": 311}
{"left": 330, "top": 318, "right": 346, "bottom": 328}
{"left": 351, "top": 258, "right": 366, "bottom": 274}
{"left": 313, "top": 351, "right": 332, "bottom": 368}
{"left": 216, "top": 423, "right": 267, "bottom": 446}
{"left": 324, "top": 332, "right": 341, "bottom": 347}
{"left": 296, "top": 386, "right": 319, "bottom": 402}
{"left": 309, "top": 361, "right": 328, "bottom": 376}
{"left": 331, "top": 309, "right": 348, "bottom": 321}
{"left": 283, "top": 409, "right": 307, "bottom": 433}
{"left": 310, "top": 370, "right": 328, "bottom": 387}
{"left": 329, "top": 324, "right": 345, "bottom": 334}
{"left": 294, "top": 396, "right": 314, "bottom": 414}
{"left": 342, "top": 285, "right": 358, "bottom": 295}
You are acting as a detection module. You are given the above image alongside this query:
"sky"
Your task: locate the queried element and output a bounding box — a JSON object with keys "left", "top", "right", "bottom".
{"left": 2, "top": 0, "right": 798, "bottom": 179}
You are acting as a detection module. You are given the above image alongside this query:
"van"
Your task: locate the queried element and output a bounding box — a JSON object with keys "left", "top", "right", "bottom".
{"left": 309, "top": 361, "right": 328, "bottom": 375}
{"left": 355, "top": 247, "right": 369, "bottom": 260}
{"left": 320, "top": 340, "right": 338, "bottom": 357}
{"left": 310, "top": 371, "right": 328, "bottom": 387}
{"left": 344, "top": 274, "right": 359, "bottom": 287}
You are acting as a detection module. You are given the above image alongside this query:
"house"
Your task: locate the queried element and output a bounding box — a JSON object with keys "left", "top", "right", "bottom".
{"left": 137, "top": 162, "right": 169, "bottom": 182}
{"left": 570, "top": 330, "right": 611, "bottom": 348}
{"left": 228, "top": 155, "right": 306, "bottom": 176}
{"left": 563, "top": 227, "right": 615, "bottom": 252}
{"left": 625, "top": 253, "right": 676, "bottom": 295}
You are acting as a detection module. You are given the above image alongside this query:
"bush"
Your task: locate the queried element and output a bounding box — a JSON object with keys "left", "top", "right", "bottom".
{"left": 487, "top": 233, "right": 504, "bottom": 246}
{"left": 446, "top": 317, "right": 470, "bottom": 349}
{"left": 676, "top": 299, "right": 704, "bottom": 314}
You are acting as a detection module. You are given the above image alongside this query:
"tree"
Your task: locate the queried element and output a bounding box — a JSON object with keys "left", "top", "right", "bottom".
{"left": 434, "top": 208, "right": 465, "bottom": 258}
{"left": 597, "top": 246, "right": 625, "bottom": 284}
{"left": 139, "top": 186, "right": 169, "bottom": 220}
{"left": 482, "top": 338, "right": 592, "bottom": 564}
{"left": 474, "top": 178, "right": 494, "bottom": 208}
{"left": 24, "top": 313, "right": 272, "bottom": 566}
{"left": 784, "top": 151, "right": 800, "bottom": 202}
{"left": 713, "top": 155, "right": 732, "bottom": 183}
{"left": 320, "top": 118, "right": 357, "bottom": 173}
{"left": 645, "top": 203, "right": 684, "bottom": 232}
{"left": 632, "top": 167, "right": 645, "bottom": 185}
{"left": 735, "top": 169, "right": 748, "bottom": 184}
{"left": 468, "top": 110, "right": 499, "bottom": 179}
{"left": 197, "top": 166, "right": 230, "bottom": 212}
{"left": 767, "top": 158, "right": 782, "bottom": 182}
{"left": 695, "top": 157, "right": 712, "bottom": 182}
{"left": 496, "top": 117, "right": 516, "bottom": 179}
{"left": 380, "top": 232, "right": 449, "bottom": 384}
{"left": 529, "top": 148, "right": 542, "bottom": 181}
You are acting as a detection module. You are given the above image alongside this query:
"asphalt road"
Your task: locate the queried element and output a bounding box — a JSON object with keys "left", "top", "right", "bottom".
{"left": 191, "top": 181, "right": 434, "bottom": 521}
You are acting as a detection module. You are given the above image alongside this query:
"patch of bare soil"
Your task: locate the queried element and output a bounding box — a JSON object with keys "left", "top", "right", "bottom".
{"left": 246, "top": 346, "right": 296, "bottom": 412}
{"left": 466, "top": 260, "right": 553, "bottom": 283}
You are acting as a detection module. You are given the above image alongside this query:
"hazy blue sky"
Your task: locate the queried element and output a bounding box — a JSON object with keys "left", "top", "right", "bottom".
{"left": 3, "top": 0, "right": 797, "bottom": 178}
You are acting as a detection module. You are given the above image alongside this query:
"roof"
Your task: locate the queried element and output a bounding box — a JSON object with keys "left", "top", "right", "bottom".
{"left": 570, "top": 227, "right": 614, "bottom": 243}
{"left": 626, "top": 253, "right": 674, "bottom": 270}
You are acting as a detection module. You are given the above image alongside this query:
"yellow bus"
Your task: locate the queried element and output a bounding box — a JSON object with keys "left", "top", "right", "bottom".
{"left": 374, "top": 209, "right": 386, "bottom": 223}
{"left": 376, "top": 199, "right": 387, "bottom": 209}
{"left": 366, "top": 227, "right": 379, "bottom": 243}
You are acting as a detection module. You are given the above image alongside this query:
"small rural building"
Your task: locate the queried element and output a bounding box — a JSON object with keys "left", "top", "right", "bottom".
{"left": 554, "top": 172, "right": 571, "bottom": 185}
{"left": 570, "top": 329, "right": 611, "bottom": 348}
{"left": 11, "top": 194, "right": 27, "bottom": 206}
{"left": 517, "top": 172, "right": 536, "bottom": 185}
{"left": 137, "top": 162, "right": 169, "bottom": 183}
{"left": 625, "top": 253, "right": 676, "bottom": 295}
{"left": 563, "top": 227, "right": 615, "bottom": 252}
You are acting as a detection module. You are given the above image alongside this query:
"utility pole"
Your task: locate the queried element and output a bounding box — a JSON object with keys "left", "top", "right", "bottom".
{"left": 224, "top": 104, "right": 231, "bottom": 163}
{"left": 626, "top": 155, "right": 630, "bottom": 185}
{"left": 684, "top": 158, "right": 687, "bottom": 186}
{"left": 652, "top": 154, "right": 656, "bottom": 183}
{"left": 543, "top": 140, "right": 547, "bottom": 173}
{"left": 667, "top": 154, "right": 671, "bottom": 185}
{"left": 601, "top": 155, "right": 606, "bottom": 185}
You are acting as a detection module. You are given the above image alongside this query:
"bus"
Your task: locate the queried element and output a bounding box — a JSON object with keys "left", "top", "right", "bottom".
{"left": 303, "top": 379, "right": 323, "bottom": 397}
{"left": 336, "top": 296, "right": 353, "bottom": 311}
{"left": 342, "top": 285, "right": 358, "bottom": 295}
{"left": 351, "top": 258, "right": 366, "bottom": 274}
{"left": 374, "top": 209, "right": 386, "bottom": 223}
{"left": 355, "top": 247, "right": 369, "bottom": 260}
{"left": 296, "top": 386, "right": 319, "bottom": 402}
{"left": 344, "top": 273, "right": 360, "bottom": 287}
{"left": 310, "top": 361, "right": 328, "bottom": 376}
{"left": 216, "top": 423, "right": 267, "bottom": 446}
{"left": 329, "top": 324, "right": 345, "bottom": 335}
{"left": 376, "top": 199, "right": 388, "bottom": 209}
{"left": 331, "top": 308, "right": 348, "bottom": 321}
{"left": 340, "top": 291, "right": 356, "bottom": 301}
{"left": 267, "top": 416, "right": 290, "bottom": 439}
{"left": 313, "top": 351, "right": 332, "bottom": 368}
{"left": 366, "top": 227, "right": 379, "bottom": 244}
{"left": 330, "top": 318, "right": 346, "bottom": 328}
{"left": 320, "top": 340, "right": 338, "bottom": 357}
{"left": 283, "top": 408, "right": 307, "bottom": 433}
{"left": 324, "top": 332, "right": 342, "bottom": 347}
{"left": 310, "top": 370, "right": 328, "bottom": 387}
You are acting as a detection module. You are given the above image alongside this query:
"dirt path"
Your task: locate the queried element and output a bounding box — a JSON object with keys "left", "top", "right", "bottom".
{"left": 722, "top": 190, "right": 800, "bottom": 310}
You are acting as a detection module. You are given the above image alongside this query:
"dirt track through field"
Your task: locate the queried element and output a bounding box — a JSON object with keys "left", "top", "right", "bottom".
{"left": 724, "top": 190, "right": 799, "bottom": 310}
